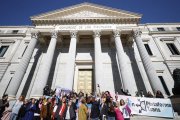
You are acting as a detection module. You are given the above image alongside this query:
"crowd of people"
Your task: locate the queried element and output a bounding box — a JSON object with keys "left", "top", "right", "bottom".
{"left": 0, "top": 85, "right": 165, "bottom": 120}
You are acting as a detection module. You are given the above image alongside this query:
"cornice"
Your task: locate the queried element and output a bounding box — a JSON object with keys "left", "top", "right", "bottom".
{"left": 149, "top": 31, "right": 180, "bottom": 35}
{"left": 0, "top": 39, "right": 16, "bottom": 43}
{"left": 145, "top": 23, "right": 180, "bottom": 25}
{"left": 32, "top": 18, "right": 140, "bottom": 26}
{"left": 0, "top": 33, "right": 26, "bottom": 37}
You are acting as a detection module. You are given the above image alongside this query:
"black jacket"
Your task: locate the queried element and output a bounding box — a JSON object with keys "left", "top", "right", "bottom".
{"left": 54, "top": 99, "right": 67, "bottom": 119}
{"left": 17, "top": 103, "right": 29, "bottom": 119}
{"left": 100, "top": 103, "right": 108, "bottom": 117}
{"left": 0, "top": 99, "right": 9, "bottom": 118}
{"left": 90, "top": 101, "right": 100, "bottom": 118}
{"left": 64, "top": 102, "right": 76, "bottom": 120}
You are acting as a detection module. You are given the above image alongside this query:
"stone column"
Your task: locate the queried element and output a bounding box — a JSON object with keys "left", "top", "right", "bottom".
{"left": 31, "top": 31, "right": 58, "bottom": 98}
{"left": 93, "top": 30, "right": 103, "bottom": 92}
{"left": 6, "top": 32, "right": 39, "bottom": 98}
{"left": 113, "top": 30, "right": 137, "bottom": 95}
{"left": 133, "top": 30, "right": 165, "bottom": 94}
{"left": 64, "top": 31, "right": 77, "bottom": 90}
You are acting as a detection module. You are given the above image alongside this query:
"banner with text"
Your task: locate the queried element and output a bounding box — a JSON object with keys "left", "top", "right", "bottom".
{"left": 117, "top": 95, "right": 174, "bottom": 118}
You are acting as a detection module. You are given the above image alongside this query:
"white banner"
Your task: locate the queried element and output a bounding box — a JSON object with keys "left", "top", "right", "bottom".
{"left": 117, "top": 95, "right": 174, "bottom": 118}
{"left": 55, "top": 24, "right": 116, "bottom": 31}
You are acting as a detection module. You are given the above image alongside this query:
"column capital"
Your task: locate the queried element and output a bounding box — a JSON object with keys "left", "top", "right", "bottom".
{"left": 51, "top": 30, "right": 58, "bottom": 38}
{"left": 113, "top": 30, "right": 121, "bottom": 38}
{"left": 31, "top": 32, "right": 39, "bottom": 39}
{"left": 70, "top": 31, "right": 78, "bottom": 38}
{"left": 133, "top": 29, "right": 142, "bottom": 38}
{"left": 93, "top": 30, "right": 101, "bottom": 38}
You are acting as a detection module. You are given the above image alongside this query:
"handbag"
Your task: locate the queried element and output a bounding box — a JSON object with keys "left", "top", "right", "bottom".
{"left": 1, "top": 108, "right": 11, "bottom": 120}
{"left": 1, "top": 100, "right": 17, "bottom": 120}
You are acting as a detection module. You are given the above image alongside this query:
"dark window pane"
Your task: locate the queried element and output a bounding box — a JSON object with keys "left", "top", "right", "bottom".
{"left": 144, "top": 44, "right": 153, "bottom": 55}
{"left": 0, "top": 46, "right": 9, "bottom": 57}
{"left": 12, "top": 30, "right": 18, "bottom": 34}
{"left": 4, "top": 77, "right": 13, "bottom": 92}
{"left": 177, "top": 27, "right": 180, "bottom": 31}
{"left": 166, "top": 43, "right": 180, "bottom": 55}
{"left": 22, "top": 45, "right": 28, "bottom": 57}
{"left": 157, "top": 27, "right": 165, "bottom": 31}
{"left": 158, "top": 76, "right": 170, "bottom": 95}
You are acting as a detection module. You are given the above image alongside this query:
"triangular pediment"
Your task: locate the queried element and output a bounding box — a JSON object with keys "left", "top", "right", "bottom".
{"left": 61, "top": 10, "right": 110, "bottom": 19}
{"left": 31, "top": 2, "right": 142, "bottom": 25}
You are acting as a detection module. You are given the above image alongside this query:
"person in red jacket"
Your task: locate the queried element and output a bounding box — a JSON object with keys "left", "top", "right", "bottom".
{"left": 54, "top": 96, "right": 67, "bottom": 120}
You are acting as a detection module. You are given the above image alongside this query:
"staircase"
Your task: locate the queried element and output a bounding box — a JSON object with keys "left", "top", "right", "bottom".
{"left": 131, "top": 115, "right": 180, "bottom": 120}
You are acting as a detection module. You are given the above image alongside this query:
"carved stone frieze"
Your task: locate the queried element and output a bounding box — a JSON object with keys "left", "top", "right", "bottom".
{"left": 61, "top": 10, "right": 110, "bottom": 18}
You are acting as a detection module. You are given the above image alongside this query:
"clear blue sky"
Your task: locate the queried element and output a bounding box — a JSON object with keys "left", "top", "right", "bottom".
{"left": 0, "top": 0, "right": 180, "bottom": 25}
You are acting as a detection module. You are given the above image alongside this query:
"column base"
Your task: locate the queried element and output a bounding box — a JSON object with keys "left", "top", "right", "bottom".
{"left": 7, "top": 95, "right": 17, "bottom": 100}
{"left": 30, "top": 95, "right": 43, "bottom": 99}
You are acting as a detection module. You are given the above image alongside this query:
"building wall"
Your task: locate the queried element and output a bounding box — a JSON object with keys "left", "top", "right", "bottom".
{"left": 0, "top": 24, "right": 180, "bottom": 98}
{"left": 0, "top": 27, "right": 33, "bottom": 97}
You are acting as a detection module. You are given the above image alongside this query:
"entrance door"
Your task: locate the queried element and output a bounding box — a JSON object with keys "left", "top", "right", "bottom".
{"left": 77, "top": 69, "right": 93, "bottom": 94}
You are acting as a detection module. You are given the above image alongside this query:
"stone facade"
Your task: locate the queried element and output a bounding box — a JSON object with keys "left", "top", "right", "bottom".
{"left": 0, "top": 3, "right": 180, "bottom": 99}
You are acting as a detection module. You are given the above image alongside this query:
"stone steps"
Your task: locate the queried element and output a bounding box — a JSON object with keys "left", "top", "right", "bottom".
{"left": 131, "top": 115, "right": 180, "bottom": 120}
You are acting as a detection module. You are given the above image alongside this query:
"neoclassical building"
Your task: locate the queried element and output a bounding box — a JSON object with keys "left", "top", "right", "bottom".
{"left": 0, "top": 3, "right": 180, "bottom": 99}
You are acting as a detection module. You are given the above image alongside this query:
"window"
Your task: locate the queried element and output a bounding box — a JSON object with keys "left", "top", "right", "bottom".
{"left": 21, "top": 45, "right": 28, "bottom": 57}
{"left": 176, "top": 27, "right": 180, "bottom": 31}
{"left": 0, "top": 46, "right": 9, "bottom": 57}
{"left": 158, "top": 76, "right": 170, "bottom": 95}
{"left": 12, "top": 30, "right": 18, "bottom": 34}
{"left": 166, "top": 43, "right": 180, "bottom": 55}
{"left": 144, "top": 44, "right": 153, "bottom": 55}
{"left": 157, "top": 27, "right": 165, "bottom": 31}
{"left": 4, "top": 76, "right": 13, "bottom": 92}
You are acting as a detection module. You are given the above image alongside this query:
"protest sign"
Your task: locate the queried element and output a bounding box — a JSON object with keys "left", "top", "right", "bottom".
{"left": 117, "top": 95, "right": 174, "bottom": 118}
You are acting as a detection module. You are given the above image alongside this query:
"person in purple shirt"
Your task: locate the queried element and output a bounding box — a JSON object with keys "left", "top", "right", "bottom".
{"left": 22, "top": 98, "right": 36, "bottom": 120}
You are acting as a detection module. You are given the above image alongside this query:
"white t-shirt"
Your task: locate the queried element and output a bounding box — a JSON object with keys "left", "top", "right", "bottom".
{"left": 65, "top": 106, "right": 70, "bottom": 119}
{"left": 12, "top": 100, "right": 23, "bottom": 114}
{"left": 53, "top": 105, "right": 58, "bottom": 112}
{"left": 119, "top": 105, "right": 130, "bottom": 118}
